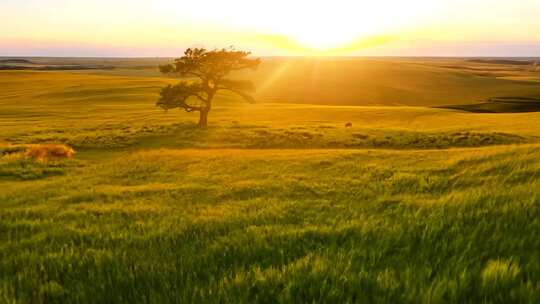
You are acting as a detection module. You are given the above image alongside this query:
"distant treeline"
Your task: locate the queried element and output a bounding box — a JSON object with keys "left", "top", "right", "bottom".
{"left": 0, "top": 59, "right": 33, "bottom": 64}
{"left": 0, "top": 65, "right": 115, "bottom": 71}
{"left": 0, "top": 58, "right": 116, "bottom": 71}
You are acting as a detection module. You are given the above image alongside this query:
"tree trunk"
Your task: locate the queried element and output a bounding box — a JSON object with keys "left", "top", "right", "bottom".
{"left": 198, "top": 108, "right": 209, "bottom": 127}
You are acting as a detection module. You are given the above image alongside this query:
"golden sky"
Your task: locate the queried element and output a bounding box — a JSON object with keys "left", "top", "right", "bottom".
{"left": 1, "top": 0, "right": 540, "bottom": 56}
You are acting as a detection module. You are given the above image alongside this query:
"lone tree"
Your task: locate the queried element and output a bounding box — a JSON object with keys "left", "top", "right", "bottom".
{"left": 157, "top": 48, "right": 260, "bottom": 127}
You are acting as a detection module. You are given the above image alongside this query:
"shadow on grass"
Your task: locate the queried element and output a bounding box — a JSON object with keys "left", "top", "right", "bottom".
{"left": 438, "top": 97, "right": 540, "bottom": 113}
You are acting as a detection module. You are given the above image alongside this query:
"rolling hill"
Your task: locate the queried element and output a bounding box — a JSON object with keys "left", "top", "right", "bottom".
{"left": 245, "top": 58, "right": 540, "bottom": 106}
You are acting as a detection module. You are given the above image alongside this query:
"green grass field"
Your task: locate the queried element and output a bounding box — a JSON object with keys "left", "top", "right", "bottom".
{"left": 1, "top": 58, "right": 540, "bottom": 303}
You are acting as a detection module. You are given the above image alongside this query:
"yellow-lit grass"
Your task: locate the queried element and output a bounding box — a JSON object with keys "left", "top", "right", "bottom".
{"left": 24, "top": 144, "right": 75, "bottom": 160}
{"left": 1, "top": 143, "right": 75, "bottom": 160}
{"left": 1, "top": 144, "right": 539, "bottom": 302}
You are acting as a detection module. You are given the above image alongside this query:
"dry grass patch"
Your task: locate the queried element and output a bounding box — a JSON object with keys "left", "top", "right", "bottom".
{"left": 0, "top": 143, "right": 75, "bottom": 161}
{"left": 24, "top": 144, "right": 75, "bottom": 160}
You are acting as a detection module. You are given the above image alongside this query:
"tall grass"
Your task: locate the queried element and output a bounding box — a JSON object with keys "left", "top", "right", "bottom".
{"left": 1, "top": 146, "right": 539, "bottom": 303}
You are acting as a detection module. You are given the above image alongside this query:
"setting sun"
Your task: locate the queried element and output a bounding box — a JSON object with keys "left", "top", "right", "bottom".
{"left": 2, "top": 0, "right": 539, "bottom": 56}
{"left": 172, "top": 0, "right": 445, "bottom": 52}
{"left": 247, "top": 0, "right": 442, "bottom": 51}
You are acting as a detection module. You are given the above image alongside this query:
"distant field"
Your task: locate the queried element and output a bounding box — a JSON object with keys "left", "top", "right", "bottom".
{"left": 3, "top": 56, "right": 540, "bottom": 107}
{"left": 248, "top": 58, "right": 540, "bottom": 107}
{"left": 1, "top": 59, "right": 540, "bottom": 303}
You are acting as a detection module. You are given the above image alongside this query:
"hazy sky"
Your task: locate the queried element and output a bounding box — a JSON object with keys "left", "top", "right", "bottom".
{"left": 1, "top": 0, "right": 540, "bottom": 57}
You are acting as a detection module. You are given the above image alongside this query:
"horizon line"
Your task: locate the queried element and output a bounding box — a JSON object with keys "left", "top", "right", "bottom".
{"left": 1, "top": 55, "right": 540, "bottom": 59}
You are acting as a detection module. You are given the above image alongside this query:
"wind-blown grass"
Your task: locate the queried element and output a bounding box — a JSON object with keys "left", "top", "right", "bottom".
{"left": 1, "top": 146, "right": 539, "bottom": 303}
{"left": 1, "top": 63, "right": 540, "bottom": 303}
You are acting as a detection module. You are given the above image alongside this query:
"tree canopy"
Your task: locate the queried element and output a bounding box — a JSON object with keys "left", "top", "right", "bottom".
{"left": 157, "top": 48, "right": 260, "bottom": 126}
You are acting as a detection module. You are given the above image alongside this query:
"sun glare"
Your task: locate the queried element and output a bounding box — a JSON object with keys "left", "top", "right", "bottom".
{"left": 215, "top": 0, "right": 446, "bottom": 53}
{"left": 159, "top": 0, "right": 444, "bottom": 53}
{"left": 289, "top": 27, "right": 363, "bottom": 50}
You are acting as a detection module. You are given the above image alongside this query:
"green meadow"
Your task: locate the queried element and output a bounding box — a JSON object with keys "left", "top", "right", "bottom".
{"left": 1, "top": 58, "right": 540, "bottom": 303}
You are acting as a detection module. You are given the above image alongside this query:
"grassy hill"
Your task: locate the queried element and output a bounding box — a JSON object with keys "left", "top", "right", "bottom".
{"left": 246, "top": 58, "right": 540, "bottom": 106}
{"left": 1, "top": 62, "right": 540, "bottom": 302}
{"left": 9, "top": 57, "right": 540, "bottom": 107}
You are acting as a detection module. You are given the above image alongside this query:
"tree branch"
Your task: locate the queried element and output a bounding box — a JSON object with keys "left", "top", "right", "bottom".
{"left": 181, "top": 103, "right": 203, "bottom": 112}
